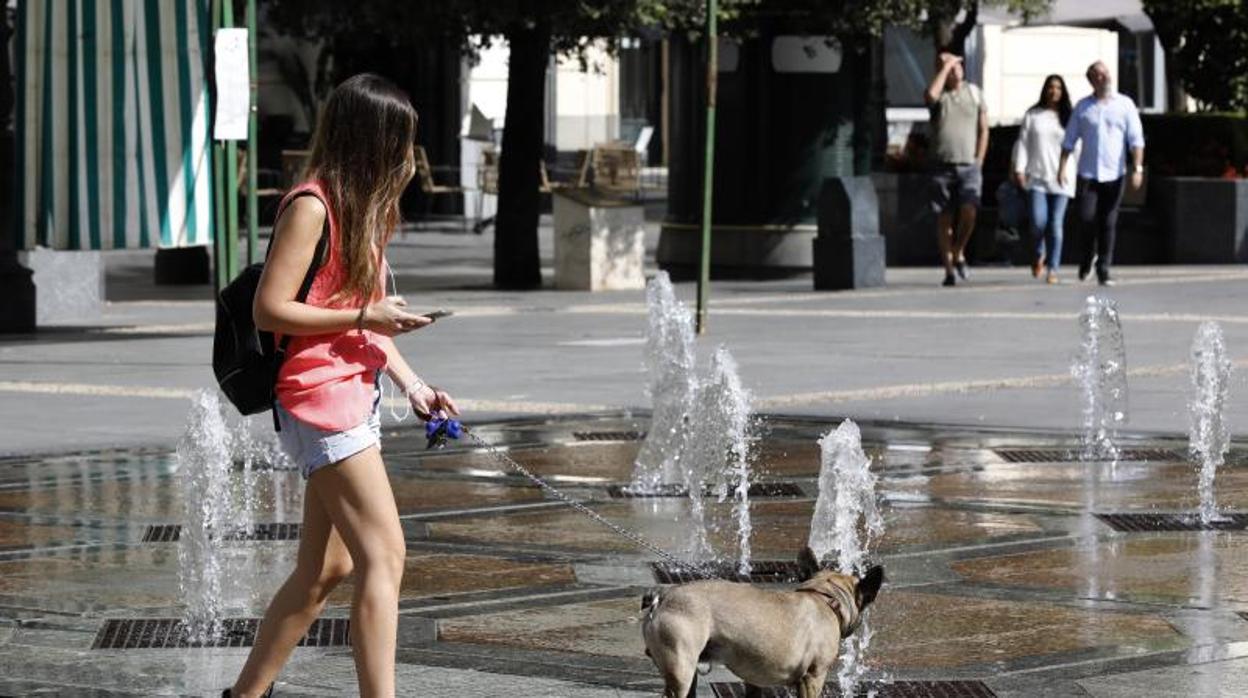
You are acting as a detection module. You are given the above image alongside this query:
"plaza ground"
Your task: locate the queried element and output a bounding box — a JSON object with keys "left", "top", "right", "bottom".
{"left": 5, "top": 223, "right": 1248, "bottom": 455}
{"left": 2, "top": 224, "right": 1248, "bottom": 695}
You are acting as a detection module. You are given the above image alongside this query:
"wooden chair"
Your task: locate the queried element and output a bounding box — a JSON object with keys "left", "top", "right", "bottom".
{"left": 237, "top": 148, "right": 283, "bottom": 199}
{"left": 473, "top": 148, "right": 585, "bottom": 234}
{"left": 540, "top": 150, "right": 591, "bottom": 192}
{"left": 415, "top": 145, "right": 464, "bottom": 197}
{"left": 591, "top": 143, "right": 642, "bottom": 197}
{"left": 414, "top": 145, "right": 467, "bottom": 228}
{"left": 478, "top": 146, "right": 500, "bottom": 196}
{"left": 473, "top": 147, "right": 500, "bottom": 234}
{"left": 280, "top": 149, "right": 311, "bottom": 189}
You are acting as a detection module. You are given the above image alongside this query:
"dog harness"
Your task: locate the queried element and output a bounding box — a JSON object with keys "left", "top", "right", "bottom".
{"left": 796, "top": 584, "right": 860, "bottom": 637}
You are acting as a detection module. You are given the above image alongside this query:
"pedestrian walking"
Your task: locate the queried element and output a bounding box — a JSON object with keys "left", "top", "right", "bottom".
{"left": 925, "top": 49, "right": 989, "bottom": 287}
{"left": 1058, "top": 61, "right": 1146, "bottom": 286}
{"left": 1012, "top": 74, "right": 1076, "bottom": 284}
{"left": 226, "top": 74, "right": 460, "bottom": 698}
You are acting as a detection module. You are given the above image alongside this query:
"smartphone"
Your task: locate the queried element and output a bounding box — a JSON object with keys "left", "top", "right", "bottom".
{"left": 422, "top": 309, "right": 454, "bottom": 321}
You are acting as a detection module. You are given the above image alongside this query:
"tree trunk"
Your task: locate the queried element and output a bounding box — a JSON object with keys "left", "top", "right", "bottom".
{"left": 1, "top": 6, "right": 15, "bottom": 252}
{"left": 494, "top": 22, "right": 550, "bottom": 290}
{"left": 1145, "top": 8, "right": 1189, "bottom": 113}
{"left": 931, "top": 1, "right": 978, "bottom": 55}
{"left": 1163, "top": 49, "right": 1188, "bottom": 113}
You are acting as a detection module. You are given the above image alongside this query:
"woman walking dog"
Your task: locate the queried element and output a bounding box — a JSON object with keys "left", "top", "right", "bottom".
{"left": 225, "top": 74, "right": 459, "bottom": 698}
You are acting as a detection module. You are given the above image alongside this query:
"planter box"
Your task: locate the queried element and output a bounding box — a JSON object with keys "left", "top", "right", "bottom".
{"left": 872, "top": 172, "right": 939, "bottom": 266}
{"left": 1155, "top": 177, "right": 1248, "bottom": 263}
{"left": 552, "top": 189, "right": 646, "bottom": 291}
{"left": 656, "top": 223, "right": 815, "bottom": 279}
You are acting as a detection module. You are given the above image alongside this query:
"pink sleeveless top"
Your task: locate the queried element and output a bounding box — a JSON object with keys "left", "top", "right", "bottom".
{"left": 274, "top": 181, "right": 389, "bottom": 431}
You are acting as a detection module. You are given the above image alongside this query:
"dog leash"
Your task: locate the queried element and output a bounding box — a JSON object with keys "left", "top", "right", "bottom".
{"left": 425, "top": 418, "right": 719, "bottom": 578}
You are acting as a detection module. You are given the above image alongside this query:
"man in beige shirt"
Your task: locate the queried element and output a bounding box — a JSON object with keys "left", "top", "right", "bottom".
{"left": 925, "top": 50, "right": 989, "bottom": 286}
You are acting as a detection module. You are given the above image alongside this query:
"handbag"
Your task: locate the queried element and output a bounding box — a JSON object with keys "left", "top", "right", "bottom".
{"left": 995, "top": 179, "right": 1027, "bottom": 234}
{"left": 212, "top": 192, "right": 329, "bottom": 430}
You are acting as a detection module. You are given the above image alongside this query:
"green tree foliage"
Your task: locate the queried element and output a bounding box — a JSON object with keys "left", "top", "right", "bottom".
{"left": 1143, "top": 0, "right": 1248, "bottom": 112}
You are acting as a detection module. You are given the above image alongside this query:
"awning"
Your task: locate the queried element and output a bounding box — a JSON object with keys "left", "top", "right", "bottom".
{"left": 983, "top": 0, "right": 1154, "bottom": 33}
{"left": 15, "top": 0, "right": 214, "bottom": 251}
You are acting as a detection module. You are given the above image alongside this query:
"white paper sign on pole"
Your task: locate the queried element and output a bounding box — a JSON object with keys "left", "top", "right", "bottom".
{"left": 213, "top": 28, "right": 250, "bottom": 141}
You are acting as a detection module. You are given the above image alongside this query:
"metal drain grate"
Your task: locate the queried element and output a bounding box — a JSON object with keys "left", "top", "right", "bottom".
{"left": 573, "top": 431, "right": 646, "bottom": 442}
{"left": 995, "top": 447, "right": 1182, "bottom": 463}
{"left": 710, "top": 680, "right": 996, "bottom": 697}
{"left": 141, "top": 523, "right": 302, "bottom": 543}
{"left": 1095, "top": 513, "right": 1248, "bottom": 532}
{"left": 91, "top": 617, "right": 349, "bottom": 649}
{"left": 652, "top": 561, "right": 805, "bottom": 584}
{"left": 609, "top": 482, "right": 805, "bottom": 499}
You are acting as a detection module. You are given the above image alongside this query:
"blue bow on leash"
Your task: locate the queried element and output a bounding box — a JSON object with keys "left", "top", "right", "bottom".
{"left": 425, "top": 416, "right": 463, "bottom": 450}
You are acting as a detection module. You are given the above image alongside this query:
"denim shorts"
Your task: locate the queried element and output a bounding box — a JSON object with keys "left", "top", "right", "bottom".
{"left": 275, "top": 388, "right": 382, "bottom": 479}
{"left": 930, "top": 163, "right": 983, "bottom": 213}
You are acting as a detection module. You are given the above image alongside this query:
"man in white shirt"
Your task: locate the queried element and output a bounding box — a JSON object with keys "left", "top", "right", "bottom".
{"left": 1058, "top": 61, "right": 1146, "bottom": 286}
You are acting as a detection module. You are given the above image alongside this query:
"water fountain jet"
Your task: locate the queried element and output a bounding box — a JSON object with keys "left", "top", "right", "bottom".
{"left": 631, "top": 272, "right": 697, "bottom": 492}
{"left": 681, "top": 347, "right": 753, "bottom": 573}
{"left": 808, "top": 420, "right": 884, "bottom": 695}
{"left": 1189, "top": 321, "right": 1231, "bottom": 524}
{"left": 176, "top": 391, "right": 233, "bottom": 644}
{"left": 1072, "top": 296, "right": 1128, "bottom": 466}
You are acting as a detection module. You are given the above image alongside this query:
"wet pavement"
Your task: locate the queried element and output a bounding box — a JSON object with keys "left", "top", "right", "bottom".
{"left": 1, "top": 414, "right": 1247, "bottom": 696}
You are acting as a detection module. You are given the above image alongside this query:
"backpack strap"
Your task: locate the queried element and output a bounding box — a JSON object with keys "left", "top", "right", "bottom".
{"left": 270, "top": 191, "right": 331, "bottom": 431}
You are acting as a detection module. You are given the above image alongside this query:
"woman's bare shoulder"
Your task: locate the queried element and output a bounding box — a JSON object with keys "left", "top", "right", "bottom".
{"left": 277, "top": 195, "right": 328, "bottom": 244}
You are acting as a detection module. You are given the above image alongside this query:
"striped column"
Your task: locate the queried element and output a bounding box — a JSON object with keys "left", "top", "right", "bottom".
{"left": 16, "top": 0, "right": 214, "bottom": 251}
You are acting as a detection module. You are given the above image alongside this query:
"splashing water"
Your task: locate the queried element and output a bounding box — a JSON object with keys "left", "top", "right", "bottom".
{"left": 632, "top": 272, "right": 697, "bottom": 492}
{"left": 176, "top": 391, "right": 233, "bottom": 644}
{"left": 1189, "top": 321, "right": 1231, "bottom": 524}
{"left": 1072, "top": 296, "right": 1128, "bottom": 465}
{"left": 808, "top": 420, "right": 884, "bottom": 696}
{"left": 222, "top": 409, "right": 266, "bottom": 537}
{"left": 681, "top": 347, "right": 754, "bottom": 572}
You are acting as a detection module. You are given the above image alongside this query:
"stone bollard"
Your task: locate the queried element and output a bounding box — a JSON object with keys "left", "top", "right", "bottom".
{"left": 812, "top": 176, "right": 886, "bottom": 290}
{"left": 552, "top": 189, "right": 646, "bottom": 291}
{"left": 16, "top": 248, "right": 103, "bottom": 325}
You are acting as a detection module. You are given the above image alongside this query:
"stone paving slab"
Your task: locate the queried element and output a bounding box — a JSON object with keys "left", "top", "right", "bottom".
{"left": 2, "top": 413, "right": 1248, "bottom": 694}
{"left": 1078, "top": 655, "right": 1248, "bottom": 697}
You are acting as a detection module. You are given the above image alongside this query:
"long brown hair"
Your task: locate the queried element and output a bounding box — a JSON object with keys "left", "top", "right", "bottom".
{"left": 1032, "top": 74, "right": 1073, "bottom": 128}
{"left": 305, "top": 74, "right": 417, "bottom": 305}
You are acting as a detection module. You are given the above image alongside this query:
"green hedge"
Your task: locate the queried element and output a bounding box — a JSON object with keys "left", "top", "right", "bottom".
{"left": 986, "top": 113, "right": 1248, "bottom": 179}
{"left": 1139, "top": 113, "right": 1248, "bottom": 177}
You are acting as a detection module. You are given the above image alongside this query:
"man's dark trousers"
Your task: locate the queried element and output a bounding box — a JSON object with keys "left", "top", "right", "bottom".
{"left": 1076, "top": 177, "right": 1126, "bottom": 280}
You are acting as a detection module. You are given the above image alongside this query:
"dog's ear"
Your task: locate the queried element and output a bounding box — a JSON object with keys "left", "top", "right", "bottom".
{"left": 797, "top": 546, "right": 821, "bottom": 580}
{"left": 856, "top": 565, "right": 885, "bottom": 610}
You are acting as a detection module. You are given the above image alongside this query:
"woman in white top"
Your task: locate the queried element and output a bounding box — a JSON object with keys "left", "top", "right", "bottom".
{"left": 1012, "top": 75, "right": 1076, "bottom": 284}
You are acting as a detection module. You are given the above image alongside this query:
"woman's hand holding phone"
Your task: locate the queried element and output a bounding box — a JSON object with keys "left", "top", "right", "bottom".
{"left": 363, "top": 296, "right": 433, "bottom": 336}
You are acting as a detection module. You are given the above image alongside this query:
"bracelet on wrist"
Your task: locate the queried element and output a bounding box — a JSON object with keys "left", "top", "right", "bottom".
{"left": 355, "top": 305, "right": 367, "bottom": 331}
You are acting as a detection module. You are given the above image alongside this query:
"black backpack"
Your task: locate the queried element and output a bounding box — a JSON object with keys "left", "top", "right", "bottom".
{"left": 213, "top": 191, "right": 330, "bottom": 430}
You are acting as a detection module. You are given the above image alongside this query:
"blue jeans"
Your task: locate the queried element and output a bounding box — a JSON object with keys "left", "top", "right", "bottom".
{"left": 1029, "top": 189, "right": 1069, "bottom": 271}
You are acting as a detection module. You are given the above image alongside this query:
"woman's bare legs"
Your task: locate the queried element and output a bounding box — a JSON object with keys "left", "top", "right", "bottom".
{"left": 231, "top": 473, "right": 354, "bottom": 697}
{"left": 305, "top": 446, "right": 406, "bottom": 697}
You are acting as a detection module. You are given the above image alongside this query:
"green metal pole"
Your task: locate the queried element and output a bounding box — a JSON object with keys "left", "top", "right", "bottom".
{"left": 695, "top": 0, "right": 717, "bottom": 335}
{"left": 222, "top": 0, "right": 239, "bottom": 281}
{"left": 211, "top": 0, "right": 227, "bottom": 291}
{"left": 245, "top": 0, "right": 258, "bottom": 265}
